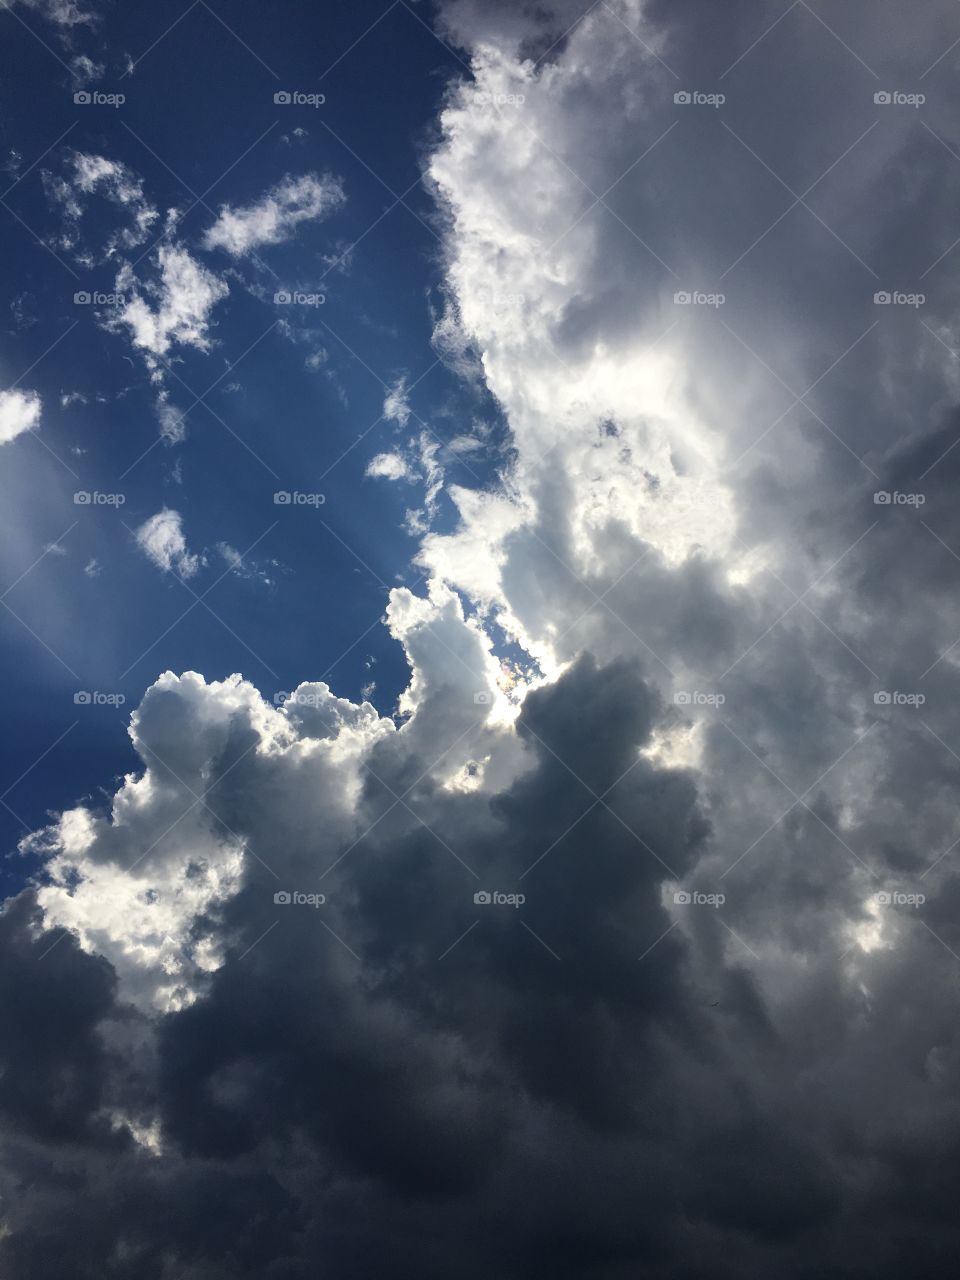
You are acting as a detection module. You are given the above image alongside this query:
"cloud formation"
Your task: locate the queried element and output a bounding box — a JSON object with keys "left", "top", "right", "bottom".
{"left": 43, "top": 152, "right": 158, "bottom": 262}
{"left": 8, "top": 1, "right": 960, "bottom": 1277}
{"left": 0, "top": 388, "right": 40, "bottom": 444}
{"left": 134, "top": 508, "right": 201, "bottom": 577}
{"left": 1, "top": 0, "right": 95, "bottom": 27}
{"left": 108, "top": 243, "right": 229, "bottom": 370}
{"left": 202, "top": 172, "right": 345, "bottom": 256}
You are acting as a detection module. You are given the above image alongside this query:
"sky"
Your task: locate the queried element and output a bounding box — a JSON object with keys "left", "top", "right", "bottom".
{"left": 3, "top": 0, "right": 960, "bottom": 1276}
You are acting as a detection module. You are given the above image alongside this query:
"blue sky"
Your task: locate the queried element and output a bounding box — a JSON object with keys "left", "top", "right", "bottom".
{"left": 0, "top": 0, "right": 510, "bottom": 885}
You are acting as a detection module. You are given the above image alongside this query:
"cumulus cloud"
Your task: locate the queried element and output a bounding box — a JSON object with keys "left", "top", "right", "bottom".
{"left": 202, "top": 172, "right": 345, "bottom": 256}
{"left": 134, "top": 509, "right": 201, "bottom": 578}
{"left": 0, "top": 388, "right": 41, "bottom": 443}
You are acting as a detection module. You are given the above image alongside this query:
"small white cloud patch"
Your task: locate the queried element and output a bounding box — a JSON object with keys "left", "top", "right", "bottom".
{"left": 0, "top": 388, "right": 41, "bottom": 444}
{"left": 203, "top": 172, "right": 345, "bottom": 257}
{"left": 135, "top": 509, "right": 200, "bottom": 578}
{"left": 366, "top": 452, "right": 411, "bottom": 481}
{"left": 109, "top": 244, "right": 229, "bottom": 371}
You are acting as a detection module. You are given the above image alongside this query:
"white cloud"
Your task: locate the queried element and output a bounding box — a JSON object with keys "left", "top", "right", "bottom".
{"left": 44, "top": 152, "right": 158, "bottom": 260}
{"left": 382, "top": 375, "right": 411, "bottom": 426}
{"left": 366, "top": 451, "right": 411, "bottom": 481}
{"left": 70, "top": 53, "right": 103, "bottom": 83}
{"left": 135, "top": 509, "right": 200, "bottom": 578}
{"left": 0, "top": 388, "right": 41, "bottom": 444}
{"left": 202, "top": 172, "right": 345, "bottom": 257}
{"left": 154, "top": 389, "right": 187, "bottom": 445}
{"left": 109, "top": 243, "right": 229, "bottom": 371}
{"left": 216, "top": 541, "right": 278, "bottom": 585}
{"left": 1, "top": 0, "right": 95, "bottom": 26}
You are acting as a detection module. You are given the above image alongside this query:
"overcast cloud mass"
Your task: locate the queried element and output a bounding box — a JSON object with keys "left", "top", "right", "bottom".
{"left": 3, "top": 0, "right": 960, "bottom": 1276}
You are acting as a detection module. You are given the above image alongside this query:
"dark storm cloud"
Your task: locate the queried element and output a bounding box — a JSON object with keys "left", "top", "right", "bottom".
{"left": 3, "top": 648, "right": 958, "bottom": 1279}
{"left": 0, "top": 893, "right": 121, "bottom": 1145}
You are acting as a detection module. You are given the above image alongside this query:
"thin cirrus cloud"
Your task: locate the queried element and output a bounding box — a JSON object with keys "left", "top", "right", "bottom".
{"left": 43, "top": 152, "right": 158, "bottom": 261}
{"left": 1, "top": 0, "right": 95, "bottom": 26}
